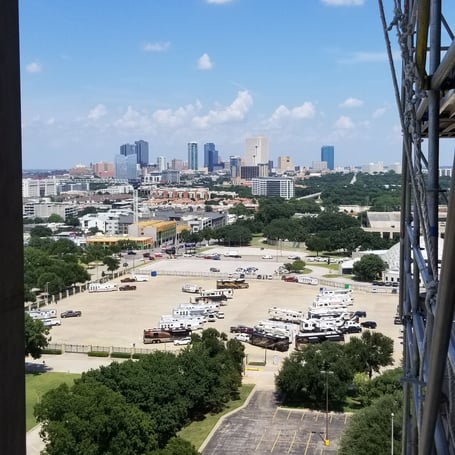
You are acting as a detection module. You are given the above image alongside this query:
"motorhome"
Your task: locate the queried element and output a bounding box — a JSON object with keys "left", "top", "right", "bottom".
{"left": 268, "top": 307, "right": 305, "bottom": 323}
{"left": 309, "top": 299, "right": 351, "bottom": 310}
{"left": 199, "top": 288, "right": 234, "bottom": 299}
{"left": 159, "top": 315, "right": 203, "bottom": 331}
{"left": 26, "top": 309, "right": 57, "bottom": 320}
{"left": 295, "top": 331, "right": 345, "bottom": 349}
{"left": 143, "top": 328, "right": 192, "bottom": 344}
{"left": 255, "top": 320, "right": 299, "bottom": 339}
{"left": 300, "top": 318, "right": 338, "bottom": 332}
{"left": 250, "top": 331, "right": 290, "bottom": 352}
{"left": 308, "top": 307, "right": 353, "bottom": 319}
{"left": 172, "top": 302, "right": 219, "bottom": 317}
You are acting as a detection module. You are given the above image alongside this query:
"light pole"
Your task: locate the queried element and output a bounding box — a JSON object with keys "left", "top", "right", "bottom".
{"left": 45, "top": 282, "right": 49, "bottom": 305}
{"left": 320, "top": 369, "right": 333, "bottom": 446}
{"left": 391, "top": 412, "right": 394, "bottom": 455}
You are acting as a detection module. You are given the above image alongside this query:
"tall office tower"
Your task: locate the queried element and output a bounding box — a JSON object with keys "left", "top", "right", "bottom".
{"left": 115, "top": 154, "right": 138, "bottom": 180}
{"left": 278, "top": 156, "right": 294, "bottom": 172}
{"left": 120, "top": 143, "right": 136, "bottom": 156}
{"left": 321, "top": 145, "right": 335, "bottom": 170}
{"left": 188, "top": 142, "right": 198, "bottom": 170}
{"left": 204, "top": 143, "right": 218, "bottom": 172}
{"left": 135, "top": 140, "right": 149, "bottom": 166}
{"left": 157, "top": 156, "right": 167, "bottom": 172}
{"left": 244, "top": 136, "right": 269, "bottom": 166}
{"left": 229, "top": 156, "right": 242, "bottom": 179}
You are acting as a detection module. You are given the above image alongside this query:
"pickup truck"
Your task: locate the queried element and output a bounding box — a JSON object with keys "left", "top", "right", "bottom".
{"left": 119, "top": 284, "right": 137, "bottom": 291}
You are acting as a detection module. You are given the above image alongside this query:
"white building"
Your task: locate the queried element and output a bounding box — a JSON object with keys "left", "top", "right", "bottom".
{"left": 22, "top": 178, "right": 58, "bottom": 198}
{"left": 244, "top": 136, "right": 269, "bottom": 166}
{"left": 362, "top": 162, "right": 384, "bottom": 173}
{"left": 251, "top": 177, "right": 294, "bottom": 200}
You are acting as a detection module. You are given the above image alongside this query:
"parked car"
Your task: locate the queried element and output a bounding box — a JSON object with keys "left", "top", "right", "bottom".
{"left": 60, "top": 310, "right": 82, "bottom": 318}
{"left": 394, "top": 316, "right": 402, "bottom": 325}
{"left": 287, "top": 255, "right": 301, "bottom": 260}
{"left": 43, "top": 318, "right": 61, "bottom": 327}
{"left": 361, "top": 320, "right": 378, "bottom": 329}
{"left": 173, "top": 337, "right": 192, "bottom": 346}
{"left": 216, "top": 312, "right": 225, "bottom": 319}
{"left": 120, "top": 277, "right": 136, "bottom": 283}
{"left": 262, "top": 254, "right": 273, "bottom": 259}
{"left": 354, "top": 310, "right": 367, "bottom": 318}
{"left": 210, "top": 267, "right": 220, "bottom": 272}
{"left": 234, "top": 333, "right": 251, "bottom": 342}
{"left": 119, "top": 284, "right": 137, "bottom": 291}
{"left": 206, "top": 314, "right": 216, "bottom": 322}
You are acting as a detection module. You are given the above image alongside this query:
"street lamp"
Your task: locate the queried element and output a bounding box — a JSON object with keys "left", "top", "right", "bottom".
{"left": 320, "top": 369, "right": 333, "bottom": 446}
{"left": 391, "top": 412, "right": 394, "bottom": 455}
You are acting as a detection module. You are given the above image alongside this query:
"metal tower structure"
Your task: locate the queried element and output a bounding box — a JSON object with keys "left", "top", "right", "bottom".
{"left": 380, "top": 1, "right": 455, "bottom": 453}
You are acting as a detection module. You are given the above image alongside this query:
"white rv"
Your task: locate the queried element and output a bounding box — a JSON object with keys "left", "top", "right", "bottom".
{"left": 159, "top": 315, "right": 203, "bottom": 331}
{"left": 200, "top": 288, "right": 234, "bottom": 299}
{"left": 297, "top": 276, "right": 319, "bottom": 285}
{"left": 181, "top": 283, "right": 201, "bottom": 293}
{"left": 268, "top": 307, "right": 305, "bottom": 323}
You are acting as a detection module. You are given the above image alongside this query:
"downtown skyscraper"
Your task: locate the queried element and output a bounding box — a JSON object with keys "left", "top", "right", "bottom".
{"left": 321, "top": 145, "right": 334, "bottom": 170}
{"left": 204, "top": 142, "right": 218, "bottom": 172}
{"left": 188, "top": 142, "right": 198, "bottom": 170}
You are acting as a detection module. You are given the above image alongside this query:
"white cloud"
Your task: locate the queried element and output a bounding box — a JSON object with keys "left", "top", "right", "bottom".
{"left": 193, "top": 90, "right": 252, "bottom": 128}
{"left": 45, "top": 117, "right": 55, "bottom": 125}
{"left": 340, "top": 97, "right": 363, "bottom": 108}
{"left": 114, "top": 106, "right": 151, "bottom": 131}
{"left": 152, "top": 102, "right": 202, "bottom": 128}
{"left": 340, "top": 50, "right": 400, "bottom": 64}
{"left": 26, "top": 62, "right": 42, "bottom": 73}
{"left": 321, "top": 0, "right": 364, "bottom": 5}
{"left": 206, "top": 0, "right": 235, "bottom": 3}
{"left": 270, "top": 102, "right": 316, "bottom": 123}
{"left": 334, "top": 116, "right": 355, "bottom": 129}
{"left": 143, "top": 41, "right": 171, "bottom": 52}
{"left": 87, "top": 104, "right": 107, "bottom": 121}
{"left": 372, "top": 107, "right": 387, "bottom": 118}
{"left": 197, "top": 53, "right": 214, "bottom": 70}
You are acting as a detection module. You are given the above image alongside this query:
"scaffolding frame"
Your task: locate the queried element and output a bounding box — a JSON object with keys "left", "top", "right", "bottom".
{"left": 381, "top": 1, "right": 455, "bottom": 453}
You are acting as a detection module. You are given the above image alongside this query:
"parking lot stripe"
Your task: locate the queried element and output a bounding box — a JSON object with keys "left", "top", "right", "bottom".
{"left": 255, "top": 432, "right": 265, "bottom": 451}
{"left": 271, "top": 430, "right": 281, "bottom": 452}
{"left": 303, "top": 432, "right": 313, "bottom": 455}
{"left": 288, "top": 431, "right": 297, "bottom": 453}
{"left": 287, "top": 410, "right": 292, "bottom": 420}
{"left": 273, "top": 408, "right": 279, "bottom": 420}
{"left": 301, "top": 413, "right": 305, "bottom": 421}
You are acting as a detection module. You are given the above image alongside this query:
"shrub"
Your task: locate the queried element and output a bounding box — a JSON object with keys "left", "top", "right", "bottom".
{"left": 41, "top": 348, "right": 62, "bottom": 355}
{"left": 111, "top": 352, "right": 132, "bottom": 359}
{"left": 87, "top": 351, "right": 109, "bottom": 357}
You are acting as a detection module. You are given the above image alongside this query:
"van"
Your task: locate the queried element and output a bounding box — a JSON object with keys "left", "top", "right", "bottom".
{"left": 216, "top": 312, "right": 225, "bottom": 319}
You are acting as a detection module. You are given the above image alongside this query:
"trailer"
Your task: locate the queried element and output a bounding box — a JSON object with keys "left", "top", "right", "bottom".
{"left": 143, "top": 328, "right": 192, "bottom": 344}
{"left": 297, "top": 276, "right": 319, "bottom": 285}
{"left": 295, "top": 331, "right": 345, "bottom": 350}
{"left": 199, "top": 288, "right": 234, "bottom": 299}
{"left": 216, "top": 279, "right": 249, "bottom": 289}
{"left": 159, "top": 316, "right": 204, "bottom": 331}
{"left": 88, "top": 283, "right": 117, "bottom": 292}
{"left": 182, "top": 283, "right": 201, "bottom": 293}
{"left": 268, "top": 307, "right": 305, "bottom": 323}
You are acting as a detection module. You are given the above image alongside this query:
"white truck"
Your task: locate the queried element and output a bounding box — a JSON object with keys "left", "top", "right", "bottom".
{"left": 297, "top": 276, "right": 319, "bottom": 285}
{"left": 224, "top": 250, "right": 241, "bottom": 258}
{"left": 182, "top": 283, "right": 202, "bottom": 293}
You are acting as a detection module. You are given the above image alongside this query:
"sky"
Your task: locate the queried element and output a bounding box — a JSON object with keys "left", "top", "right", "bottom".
{"left": 19, "top": 0, "right": 455, "bottom": 170}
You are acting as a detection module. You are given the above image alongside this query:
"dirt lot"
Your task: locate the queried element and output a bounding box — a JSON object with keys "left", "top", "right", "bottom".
{"left": 44, "top": 256, "right": 403, "bottom": 366}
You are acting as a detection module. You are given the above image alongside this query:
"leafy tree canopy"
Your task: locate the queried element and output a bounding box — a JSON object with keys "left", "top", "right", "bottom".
{"left": 352, "top": 254, "right": 387, "bottom": 282}
{"left": 25, "top": 313, "right": 50, "bottom": 359}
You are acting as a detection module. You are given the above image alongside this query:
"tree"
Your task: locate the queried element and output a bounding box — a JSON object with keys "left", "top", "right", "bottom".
{"left": 339, "top": 391, "right": 402, "bottom": 455}
{"left": 352, "top": 254, "right": 386, "bottom": 282}
{"left": 30, "top": 225, "right": 53, "bottom": 238}
{"left": 25, "top": 313, "right": 50, "bottom": 359}
{"left": 103, "top": 256, "right": 120, "bottom": 272}
{"left": 151, "top": 437, "right": 200, "bottom": 455}
{"left": 305, "top": 235, "right": 328, "bottom": 256}
{"left": 35, "top": 381, "right": 158, "bottom": 455}
{"left": 275, "top": 342, "right": 354, "bottom": 409}
{"left": 47, "top": 213, "right": 64, "bottom": 223}
{"left": 345, "top": 331, "right": 394, "bottom": 378}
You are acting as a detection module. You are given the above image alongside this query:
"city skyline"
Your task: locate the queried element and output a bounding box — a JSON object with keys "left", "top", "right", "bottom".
{"left": 19, "top": 1, "right": 455, "bottom": 169}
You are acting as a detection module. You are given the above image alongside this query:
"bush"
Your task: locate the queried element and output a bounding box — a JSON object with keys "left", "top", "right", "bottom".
{"left": 87, "top": 351, "right": 109, "bottom": 357}
{"left": 132, "top": 353, "right": 149, "bottom": 360}
{"left": 41, "top": 348, "right": 62, "bottom": 355}
{"left": 111, "top": 352, "right": 132, "bottom": 359}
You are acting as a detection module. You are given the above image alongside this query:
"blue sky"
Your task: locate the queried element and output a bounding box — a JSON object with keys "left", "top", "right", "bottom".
{"left": 19, "top": 0, "right": 454, "bottom": 169}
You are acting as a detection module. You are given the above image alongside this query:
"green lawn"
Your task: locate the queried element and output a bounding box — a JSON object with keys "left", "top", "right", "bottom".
{"left": 178, "top": 383, "right": 255, "bottom": 450}
{"left": 26, "top": 371, "right": 80, "bottom": 430}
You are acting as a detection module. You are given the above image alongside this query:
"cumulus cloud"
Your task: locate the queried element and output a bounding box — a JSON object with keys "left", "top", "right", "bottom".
{"left": 334, "top": 116, "right": 355, "bottom": 129}
{"left": 340, "top": 97, "right": 363, "bottom": 108}
{"left": 270, "top": 102, "right": 316, "bottom": 123}
{"left": 143, "top": 41, "right": 171, "bottom": 52}
{"left": 193, "top": 90, "right": 252, "bottom": 128}
{"left": 152, "top": 102, "right": 202, "bottom": 128}
{"left": 197, "top": 53, "right": 214, "bottom": 70}
{"left": 321, "top": 0, "right": 364, "bottom": 5}
{"left": 87, "top": 104, "right": 107, "bottom": 121}
{"left": 26, "top": 62, "right": 42, "bottom": 73}
{"left": 114, "top": 106, "right": 151, "bottom": 130}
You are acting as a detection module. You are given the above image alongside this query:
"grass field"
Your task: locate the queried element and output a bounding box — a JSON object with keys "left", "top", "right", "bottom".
{"left": 178, "top": 383, "right": 255, "bottom": 450}
{"left": 26, "top": 371, "right": 80, "bottom": 430}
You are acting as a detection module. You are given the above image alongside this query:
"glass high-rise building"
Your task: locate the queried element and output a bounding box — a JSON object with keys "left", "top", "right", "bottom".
{"left": 204, "top": 142, "right": 218, "bottom": 172}
{"left": 321, "top": 145, "right": 334, "bottom": 170}
{"left": 188, "top": 142, "right": 198, "bottom": 170}
{"left": 135, "top": 140, "right": 149, "bottom": 166}
{"left": 120, "top": 143, "right": 136, "bottom": 156}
